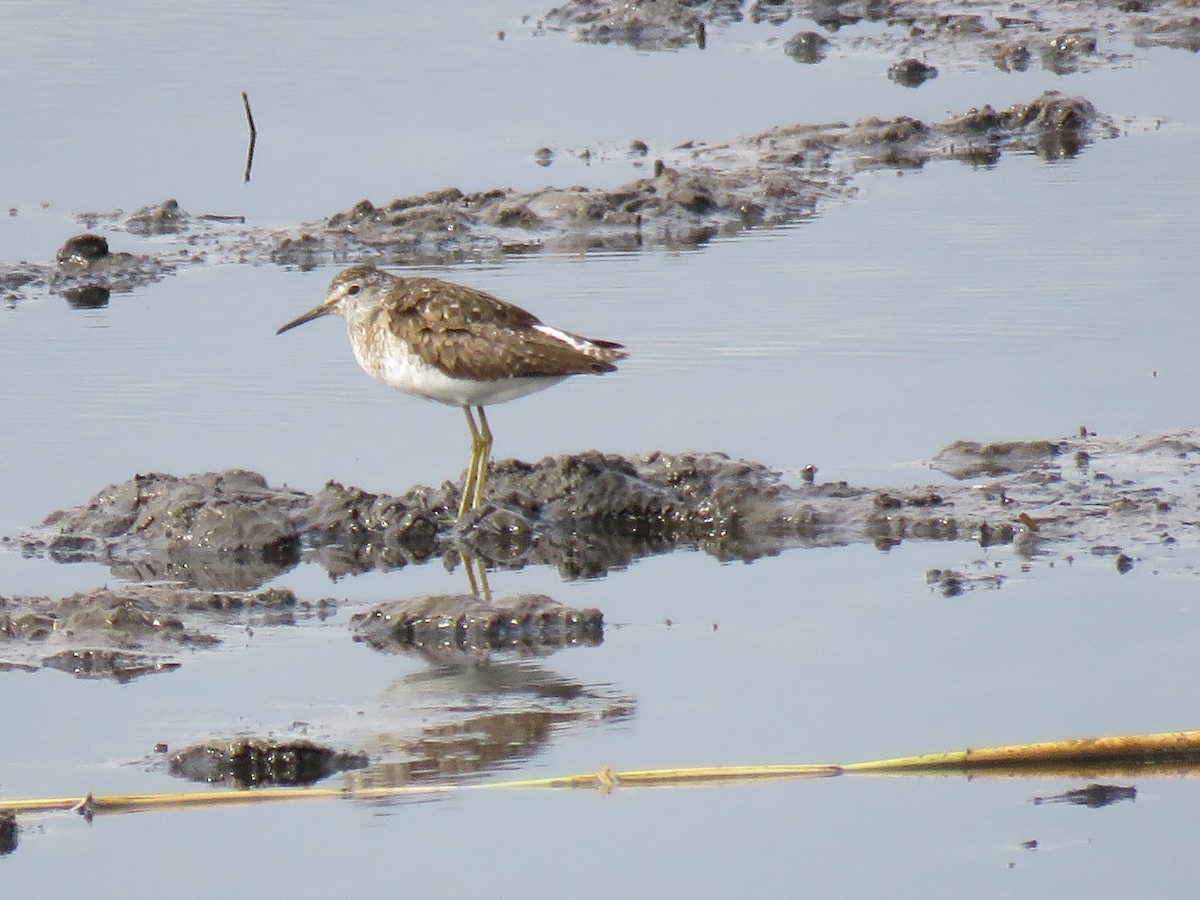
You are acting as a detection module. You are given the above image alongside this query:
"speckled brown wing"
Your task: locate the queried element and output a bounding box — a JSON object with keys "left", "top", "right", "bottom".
{"left": 381, "top": 277, "right": 626, "bottom": 381}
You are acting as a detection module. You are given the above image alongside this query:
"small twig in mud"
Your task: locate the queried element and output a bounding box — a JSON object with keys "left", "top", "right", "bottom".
{"left": 241, "top": 91, "right": 258, "bottom": 183}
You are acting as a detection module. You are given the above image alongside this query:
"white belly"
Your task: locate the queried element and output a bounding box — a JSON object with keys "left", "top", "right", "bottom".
{"left": 354, "top": 339, "right": 566, "bottom": 407}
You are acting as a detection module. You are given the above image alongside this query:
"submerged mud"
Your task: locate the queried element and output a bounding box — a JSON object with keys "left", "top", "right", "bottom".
{"left": 352, "top": 593, "right": 604, "bottom": 662}
{"left": 169, "top": 739, "right": 369, "bottom": 788}
{"left": 1, "top": 91, "right": 1119, "bottom": 303}
{"left": 0, "top": 584, "right": 331, "bottom": 681}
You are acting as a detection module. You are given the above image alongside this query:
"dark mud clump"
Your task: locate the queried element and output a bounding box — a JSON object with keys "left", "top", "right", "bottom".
{"left": 784, "top": 30, "right": 828, "bottom": 64}
{"left": 888, "top": 58, "right": 938, "bottom": 87}
{"left": 0, "top": 811, "right": 16, "bottom": 856}
{"left": 301, "top": 479, "right": 449, "bottom": 576}
{"left": 925, "top": 567, "right": 1005, "bottom": 599}
{"left": 1032, "top": 783, "right": 1137, "bottom": 809}
{"left": 169, "top": 738, "right": 369, "bottom": 787}
{"left": 352, "top": 593, "right": 603, "bottom": 661}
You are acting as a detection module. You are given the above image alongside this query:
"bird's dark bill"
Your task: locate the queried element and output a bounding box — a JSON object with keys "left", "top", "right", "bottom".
{"left": 276, "top": 303, "right": 333, "bottom": 335}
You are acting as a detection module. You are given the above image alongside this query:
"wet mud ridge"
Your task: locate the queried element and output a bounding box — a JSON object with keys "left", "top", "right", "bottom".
{"left": 538, "top": 0, "right": 1200, "bottom": 69}
{"left": 1, "top": 91, "right": 1121, "bottom": 303}
{"left": 18, "top": 430, "right": 1200, "bottom": 583}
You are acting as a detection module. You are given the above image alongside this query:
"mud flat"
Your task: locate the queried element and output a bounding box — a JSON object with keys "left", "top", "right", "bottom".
{"left": 7, "top": 429, "right": 1197, "bottom": 672}
{"left": 14, "top": 428, "right": 1200, "bottom": 587}
{"left": 538, "top": 0, "right": 1200, "bottom": 69}
{"left": 0, "top": 91, "right": 1119, "bottom": 304}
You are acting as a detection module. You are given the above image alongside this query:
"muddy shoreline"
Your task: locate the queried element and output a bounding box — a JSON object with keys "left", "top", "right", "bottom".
{"left": 6, "top": 0, "right": 1193, "bottom": 305}
{"left": 1, "top": 90, "right": 1123, "bottom": 305}
{"left": 539, "top": 0, "right": 1200, "bottom": 67}
{"left": 2, "top": 0, "right": 1183, "bottom": 320}
{"left": 5, "top": 428, "right": 1198, "bottom": 680}
{"left": 20, "top": 430, "right": 1199, "bottom": 579}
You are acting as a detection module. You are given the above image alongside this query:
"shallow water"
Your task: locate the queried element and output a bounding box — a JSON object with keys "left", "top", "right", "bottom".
{"left": 2, "top": 1, "right": 1200, "bottom": 895}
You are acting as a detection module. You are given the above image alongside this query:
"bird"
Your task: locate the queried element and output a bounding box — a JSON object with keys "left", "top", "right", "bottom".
{"left": 276, "top": 264, "right": 626, "bottom": 518}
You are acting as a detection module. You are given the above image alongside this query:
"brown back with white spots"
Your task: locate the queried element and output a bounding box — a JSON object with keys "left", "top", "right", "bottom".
{"left": 338, "top": 267, "right": 626, "bottom": 382}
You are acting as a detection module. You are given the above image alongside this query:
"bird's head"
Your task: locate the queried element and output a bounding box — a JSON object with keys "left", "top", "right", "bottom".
{"left": 275, "top": 264, "right": 392, "bottom": 335}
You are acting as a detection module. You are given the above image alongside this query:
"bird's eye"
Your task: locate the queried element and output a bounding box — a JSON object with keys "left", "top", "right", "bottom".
{"left": 347, "top": 284, "right": 361, "bottom": 296}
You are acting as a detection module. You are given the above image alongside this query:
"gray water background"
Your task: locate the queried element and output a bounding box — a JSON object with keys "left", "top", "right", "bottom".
{"left": 1, "top": 2, "right": 1199, "bottom": 896}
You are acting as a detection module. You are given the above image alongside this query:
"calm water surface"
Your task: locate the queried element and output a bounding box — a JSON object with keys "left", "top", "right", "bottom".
{"left": 1, "top": 2, "right": 1199, "bottom": 896}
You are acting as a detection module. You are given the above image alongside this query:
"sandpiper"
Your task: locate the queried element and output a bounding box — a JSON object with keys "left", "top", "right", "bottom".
{"left": 276, "top": 264, "right": 626, "bottom": 517}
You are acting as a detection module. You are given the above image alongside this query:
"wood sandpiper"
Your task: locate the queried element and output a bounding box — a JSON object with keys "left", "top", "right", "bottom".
{"left": 276, "top": 264, "right": 626, "bottom": 517}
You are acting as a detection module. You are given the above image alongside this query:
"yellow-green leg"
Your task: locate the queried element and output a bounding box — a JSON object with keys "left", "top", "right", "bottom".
{"left": 459, "top": 406, "right": 494, "bottom": 518}
{"left": 459, "top": 406, "right": 480, "bottom": 518}
{"left": 472, "top": 407, "right": 493, "bottom": 511}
